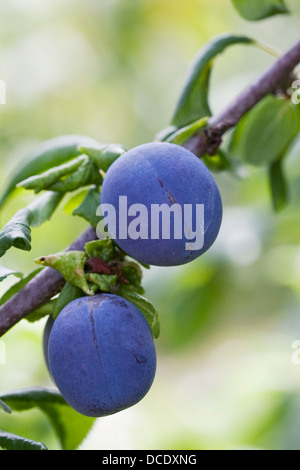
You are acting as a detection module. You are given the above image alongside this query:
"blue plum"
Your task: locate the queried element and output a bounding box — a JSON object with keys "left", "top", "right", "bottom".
{"left": 100, "top": 142, "right": 222, "bottom": 266}
{"left": 43, "top": 315, "right": 54, "bottom": 374}
{"left": 47, "top": 294, "right": 157, "bottom": 417}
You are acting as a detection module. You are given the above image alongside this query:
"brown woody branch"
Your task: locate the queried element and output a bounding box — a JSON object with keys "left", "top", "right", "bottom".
{"left": 1, "top": 38, "right": 300, "bottom": 337}
{"left": 0, "top": 226, "right": 97, "bottom": 337}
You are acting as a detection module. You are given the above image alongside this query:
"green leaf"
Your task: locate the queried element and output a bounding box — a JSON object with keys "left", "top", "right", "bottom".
{"left": 72, "top": 186, "right": 101, "bottom": 228}
{"left": 118, "top": 287, "right": 160, "bottom": 339}
{"left": 63, "top": 190, "right": 88, "bottom": 214}
{"left": 0, "top": 398, "right": 12, "bottom": 414}
{"left": 0, "top": 209, "right": 32, "bottom": 257}
{"left": 48, "top": 157, "right": 102, "bottom": 193}
{"left": 0, "top": 191, "right": 64, "bottom": 258}
{"left": 0, "top": 134, "right": 101, "bottom": 208}
{"left": 0, "top": 431, "right": 47, "bottom": 450}
{"left": 171, "top": 33, "right": 254, "bottom": 128}
{"left": 0, "top": 387, "right": 95, "bottom": 450}
{"left": 202, "top": 149, "right": 232, "bottom": 172}
{"left": 27, "top": 191, "right": 64, "bottom": 227}
{"left": 121, "top": 261, "right": 143, "bottom": 288}
{"left": 53, "top": 282, "right": 84, "bottom": 319}
{"left": 35, "top": 251, "right": 94, "bottom": 296}
{"left": 85, "top": 239, "right": 120, "bottom": 263}
{"left": 18, "top": 156, "right": 87, "bottom": 193}
{"left": 165, "top": 117, "right": 208, "bottom": 145}
{"left": 79, "top": 143, "right": 126, "bottom": 172}
{"left": 0, "top": 266, "right": 23, "bottom": 283}
{"left": 269, "top": 157, "right": 289, "bottom": 212}
{"left": 26, "top": 301, "right": 56, "bottom": 323}
{"left": 231, "top": 0, "right": 289, "bottom": 21}
{"left": 155, "top": 126, "right": 178, "bottom": 143}
{"left": 0, "top": 268, "right": 43, "bottom": 305}
{"left": 86, "top": 273, "right": 118, "bottom": 292}
{"left": 230, "top": 95, "right": 300, "bottom": 166}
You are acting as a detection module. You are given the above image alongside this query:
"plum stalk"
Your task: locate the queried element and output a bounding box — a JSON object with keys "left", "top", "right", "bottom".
{"left": 1, "top": 37, "right": 300, "bottom": 337}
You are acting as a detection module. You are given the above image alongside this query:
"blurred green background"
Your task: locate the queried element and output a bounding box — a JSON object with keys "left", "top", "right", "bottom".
{"left": 1, "top": 0, "right": 300, "bottom": 450}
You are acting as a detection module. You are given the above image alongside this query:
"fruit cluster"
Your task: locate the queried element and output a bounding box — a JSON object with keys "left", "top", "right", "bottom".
{"left": 43, "top": 142, "right": 222, "bottom": 417}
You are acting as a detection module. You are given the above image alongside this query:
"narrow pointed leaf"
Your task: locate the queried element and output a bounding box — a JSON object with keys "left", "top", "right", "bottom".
{"left": 84, "top": 239, "right": 120, "bottom": 263}
{"left": 18, "top": 156, "right": 87, "bottom": 193}
{"left": 27, "top": 191, "right": 64, "bottom": 227}
{"left": 79, "top": 143, "right": 126, "bottom": 172}
{"left": 0, "top": 399, "right": 11, "bottom": 414}
{"left": 172, "top": 34, "right": 254, "bottom": 127}
{"left": 48, "top": 158, "right": 102, "bottom": 193}
{"left": 0, "top": 191, "right": 64, "bottom": 258}
{"left": 0, "top": 268, "right": 43, "bottom": 305}
{"left": 72, "top": 186, "right": 101, "bottom": 228}
{"left": 53, "top": 282, "right": 84, "bottom": 319}
{"left": 230, "top": 95, "right": 300, "bottom": 166}
{"left": 0, "top": 431, "right": 47, "bottom": 451}
{"left": 26, "top": 301, "right": 56, "bottom": 323}
{"left": 35, "top": 251, "right": 94, "bottom": 296}
{"left": 86, "top": 273, "right": 118, "bottom": 292}
{"left": 231, "top": 0, "right": 289, "bottom": 21}
{"left": 0, "top": 209, "right": 32, "bottom": 257}
{"left": 0, "top": 134, "right": 101, "bottom": 208}
{"left": 0, "top": 266, "right": 23, "bottom": 283}
{"left": 165, "top": 117, "right": 208, "bottom": 145}
{"left": 118, "top": 286, "right": 160, "bottom": 339}
{"left": 0, "top": 388, "right": 95, "bottom": 450}
{"left": 269, "top": 157, "right": 289, "bottom": 212}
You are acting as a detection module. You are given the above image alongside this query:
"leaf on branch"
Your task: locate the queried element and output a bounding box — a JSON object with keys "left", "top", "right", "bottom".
{"left": 164, "top": 117, "right": 209, "bottom": 145}
{"left": 84, "top": 239, "right": 121, "bottom": 263}
{"left": 121, "top": 261, "right": 143, "bottom": 288}
{"left": 0, "top": 387, "right": 95, "bottom": 450}
{"left": 79, "top": 143, "right": 126, "bottom": 172}
{"left": 0, "top": 192, "right": 64, "bottom": 258}
{"left": 155, "top": 126, "right": 178, "bottom": 143}
{"left": 47, "top": 158, "right": 102, "bottom": 193}
{"left": 0, "top": 268, "right": 43, "bottom": 305}
{"left": 52, "top": 282, "right": 84, "bottom": 319}
{"left": 269, "top": 157, "right": 289, "bottom": 212}
{"left": 27, "top": 191, "right": 64, "bottom": 227}
{"left": 0, "top": 431, "right": 48, "bottom": 451}
{"left": 202, "top": 149, "right": 232, "bottom": 172}
{"left": 18, "top": 156, "right": 102, "bottom": 195}
{"left": 35, "top": 251, "right": 94, "bottom": 296}
{"left": 0, "top": 266, "right": 23, "bottom": 283}
{"left": 231, "top": 0, "right": 289, "bottom": 21}
{"left": 117, "top": 286, "right": 160, "bottom": 339}
{"left": 26, "top": 301, "right": 56, "bottom": 323}
{"left": 0, "top": 398, "right": 12, "bottom": 414}
{"left": 0, "top": 134, "right": 101, "bottom": 208}
{"left": 171, "top": 33, "right": 254, "bottom": 128}
{"left": 72, "top": 186, "right": 101, "bottom": 228}
{"left": 0, "top": 209, "right": 32, "bottom": 257}
{"left": 229, "top": 95, "right": 300, "bottom": 167}
{"left": 18, "top": 156, "right": 87, "bottom": 193}
{"left": 86, "top": 273, "right": 118, "bottom": 292}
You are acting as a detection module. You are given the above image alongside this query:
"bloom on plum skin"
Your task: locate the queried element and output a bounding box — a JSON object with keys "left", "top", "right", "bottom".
{"left": 47, "top": 294, "right": 157, "bottom": 418}
{"left": 100, "top": 142, "right": 223, "bottom": 267}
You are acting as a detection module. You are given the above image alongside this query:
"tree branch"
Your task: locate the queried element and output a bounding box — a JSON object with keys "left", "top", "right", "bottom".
{"left": 183, "top": 37, "right": 300, "bottom": 157}
{"left": 1, "top": 37, "right": 300, "bottom": 337}
{"left": 0, "top": 226, "right": 97, "bottom": 337}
